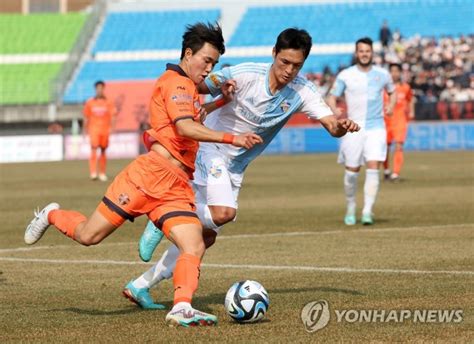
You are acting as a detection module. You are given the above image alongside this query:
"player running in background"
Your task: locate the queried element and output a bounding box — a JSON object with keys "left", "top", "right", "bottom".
{"left": 383, "top": 63, "right": 415, "bottom": 182}
{"left": 83, "top": 81, "right": 116, "bottom": 181}
{"left": 123, "top": 28, "right": 360, "bottom": 309}
{"left": 327, "top": 37, "right": 396, "bottom": 226}
{"left": 24, "top": 22, "right": 262, "bottom": 327}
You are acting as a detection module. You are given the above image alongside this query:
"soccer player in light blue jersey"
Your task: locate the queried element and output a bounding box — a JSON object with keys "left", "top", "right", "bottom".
{"left": 123, "top": 28, "right": 360, "bottom": 309}
{"left": 327, "top": 37, "right": 397, "bottom": 226}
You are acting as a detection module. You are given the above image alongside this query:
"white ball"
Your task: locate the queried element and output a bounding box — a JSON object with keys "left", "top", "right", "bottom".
{"left": 224, "top": 280, "right": 269, "bottom": 323}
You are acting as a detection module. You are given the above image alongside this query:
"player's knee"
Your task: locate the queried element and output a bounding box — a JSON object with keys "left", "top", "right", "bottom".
{"left": 395, "top": 143, "right": 404, "bottom": 151}
{"left": 211, "top": 207, "right": 236, "bottom": 226}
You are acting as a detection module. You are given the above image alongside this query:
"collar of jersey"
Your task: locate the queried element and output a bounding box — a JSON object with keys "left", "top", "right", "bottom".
{"left": 166, "top": 63, "right": 189, "bottom": 78}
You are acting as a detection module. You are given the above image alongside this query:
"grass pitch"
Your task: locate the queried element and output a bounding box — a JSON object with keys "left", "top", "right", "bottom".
{"left": 1, "top": 151, "right": 473, "bottom": 342}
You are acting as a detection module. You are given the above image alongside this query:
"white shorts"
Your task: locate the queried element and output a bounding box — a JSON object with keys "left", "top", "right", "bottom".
{"left": 193, "top": 147, "right": 242, "bottom": 209}
{"left": 337, "top": 128, "right": 387, "bottom": 168}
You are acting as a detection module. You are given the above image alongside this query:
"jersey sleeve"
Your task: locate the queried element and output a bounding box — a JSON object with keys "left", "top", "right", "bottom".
{"left": 329, "top": 72, "right": 346, "bottom": 97}
{"left": 384, "top": 72, "right": 396, "bottom": 94}
{"left": 163, "top": 78, "right": 196, "bottom": 123}
{"left": 204, "top": 66, "right": 233, "bottom": 98}
{"left": 299, "top": 84, "right": 333, "bottom": 120}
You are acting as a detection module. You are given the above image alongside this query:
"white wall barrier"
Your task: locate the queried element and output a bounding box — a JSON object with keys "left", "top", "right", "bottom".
{"left": 0, "top": 135, "right": 63, "bottom": 163}
{"left": 64, "top": 132, "right": 139, "bottom": 160}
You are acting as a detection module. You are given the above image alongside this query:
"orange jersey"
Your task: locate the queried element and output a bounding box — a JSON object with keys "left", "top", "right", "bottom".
{"left": 83, "top": 97, "right": 116, "bottom": 133}
{"left": 146, "top": 64, "right": 201, "bottom": 172}
{"left": 384, "top": 83, "right": 413, "bottom": 123}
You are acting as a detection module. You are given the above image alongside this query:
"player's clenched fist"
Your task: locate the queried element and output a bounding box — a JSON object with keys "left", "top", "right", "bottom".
{"left": 337, "top": 118, "right": 360, "bottom": 133}
{"left": 232, "top": 132, "right": 263, "bottom": 149}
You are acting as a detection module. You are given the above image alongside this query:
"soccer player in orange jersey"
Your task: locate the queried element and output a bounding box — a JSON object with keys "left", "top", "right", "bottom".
{"left": 83, "top": 81, "right": 116, "bottom": 181}
{"left": 383, "top": 63, "right": 415, "bottom": 181}
{"left": 24, "top": 22, "right": 262, "bottom": 327}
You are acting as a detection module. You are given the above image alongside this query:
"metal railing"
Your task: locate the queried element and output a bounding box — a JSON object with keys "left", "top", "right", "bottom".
{"left": 50, "top": 0, "right": 107, "bottom": 106}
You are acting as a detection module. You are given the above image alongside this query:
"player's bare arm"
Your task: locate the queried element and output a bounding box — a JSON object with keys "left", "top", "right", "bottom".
{"left": 175, "top": 118, "right": 262, "bottom": 149}
{"left": 385, "top": 91, "right": 397, "bottom": 116}
{"left": 326, "top": 94, "right": 343, "bottom": 117}
{"left": 319, "top": 115, "right": 360, "bottom": 137}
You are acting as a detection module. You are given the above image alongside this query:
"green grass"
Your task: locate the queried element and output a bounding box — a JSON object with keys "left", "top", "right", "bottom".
{"left": 1, "top": 151, "right": 473, "bottom": 342}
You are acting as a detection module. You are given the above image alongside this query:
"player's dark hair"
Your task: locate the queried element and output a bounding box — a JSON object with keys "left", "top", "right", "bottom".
{"left": 274, "top": 28, "right": 312, "bottom": 59}
{"left": 355, "top": 37, "right": 373, "bottom": 49}
{"left": 389, "top": 63, "right": 402, "bottom": 71}
{"left": 180, "top": 22, "right": 225, "bottom": 59}
{"left": 94, "top": 80, "right": 105, "bottom": 87}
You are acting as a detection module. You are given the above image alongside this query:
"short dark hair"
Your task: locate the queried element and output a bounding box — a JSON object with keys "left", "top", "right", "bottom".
{"left": 274, "top": 28, "right": 312, "bottom": 59}
{"left": 94, "top": 80, "right": 105, "bottom": 87}
{"left": 180, "top": 22, "right": 225, "bottom": 60}
{"left": 355, "top": 37, "right": 373, "bottom": 49}
{"left": 389, "top": 63, "right": 402, "bottom": 71}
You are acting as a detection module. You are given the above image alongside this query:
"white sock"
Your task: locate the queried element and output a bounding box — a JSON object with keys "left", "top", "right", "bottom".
{"left": 132, "top": 244, "right": 180, "bottom": 289}
{"left": 363, "top": 169, "right": 380, "bottom": 216}
{"left": 344, "top": 170, "right": 359, "bottom": 215}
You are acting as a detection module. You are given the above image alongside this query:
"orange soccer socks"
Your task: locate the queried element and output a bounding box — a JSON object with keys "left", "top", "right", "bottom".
{"left": 99, "top": 151, "right": 107, "bottom": 175}
{"left": 173, "top": 253, "right": 201, "bottom": 305}
{"left": 393, "top": 148, "right": 404, "bottom": 176}
{"left": 48, "top": 209, "right": 86, "bottom": 240}
{"left": 89, "top": 149, "right": 97, "bottom": 177}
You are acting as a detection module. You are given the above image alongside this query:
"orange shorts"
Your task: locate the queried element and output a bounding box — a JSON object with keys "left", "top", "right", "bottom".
{"left": 97, "top": 151, "right": 200, "bottom": 237}
{"left": 89, "top": 131, "right": 109, "bottom": 149}
{"left": 385, "top": 117, "right": 408, "bottom": 144}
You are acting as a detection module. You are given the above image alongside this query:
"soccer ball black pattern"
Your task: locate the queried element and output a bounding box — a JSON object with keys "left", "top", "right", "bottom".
{"left": 224, "top": 280, "right": 269, "bottom": 323}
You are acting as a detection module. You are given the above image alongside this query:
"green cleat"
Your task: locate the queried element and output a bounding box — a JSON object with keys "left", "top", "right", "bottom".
{"left": 122, "top": 281, "right": 165, "bottom": 310}
{"left": 361, "top": 213, "right": 374, "bottom": 225}
{"left": 139, "top": 220, "right": 164, "bottom": 262}
{"left": 344, "top": 214, "right": 356, "bottom": 226}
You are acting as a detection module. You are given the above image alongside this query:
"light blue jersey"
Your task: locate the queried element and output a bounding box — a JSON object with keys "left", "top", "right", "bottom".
{"left": 203, "top": 62, "right": 332, "bottom": 174}
{"left": 330, "top": 65, "right": 394, "bottom": 130}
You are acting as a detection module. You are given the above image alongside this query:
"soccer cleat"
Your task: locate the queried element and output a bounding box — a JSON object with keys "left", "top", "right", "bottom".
{"left": 389, "top": 173, "right": 400, "bottom": 183}
{"left": 122, "top": 281, "right": 165, "bottom": 310}
{"left": 139, "top": 221, "right": 164, "bottom": 262}
{"left": 98, "top": 174, "right": 108, "bottom": 182}
{"left": 165, "top": 304, "right": 217, "bottom": 327}
{"left": 384, "top": 170, "right": 391, "bottom": 181}
{"left": 344, "top": 214, "right": 356, "bottom": 226}
{"left": 361, "top": 213, "right": 374, "bottom": 225}
{"left": 90, "top": 173, "right": 98, "bottom": 181}
{"left": 24, "top": 203, "right": 60, "bottom": 245}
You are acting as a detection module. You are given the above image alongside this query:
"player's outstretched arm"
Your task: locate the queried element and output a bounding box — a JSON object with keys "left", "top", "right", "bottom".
{"left": 175, "top": 118, "right": 262, "bottom": 149}
{"left": 319, "top": 115, "right": 360, "bottom": 137}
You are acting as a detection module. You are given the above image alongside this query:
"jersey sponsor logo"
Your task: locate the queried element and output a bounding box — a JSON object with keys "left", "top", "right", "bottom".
{"left": 176, "top": 86, "right": 186, "bottom": 91}
{"left": 171, "top": 94, "right": 193, "bottom": 102}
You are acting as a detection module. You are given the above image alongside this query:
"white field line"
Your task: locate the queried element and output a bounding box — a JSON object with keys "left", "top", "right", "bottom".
{"left": 1, "top": 222, "right": 472, "bottom": 254}
{"left": 0, "top": 257, "right": 472, "bottom": 276}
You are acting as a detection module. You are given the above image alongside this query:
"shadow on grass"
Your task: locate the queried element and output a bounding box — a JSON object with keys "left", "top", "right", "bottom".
{"left": 192, "top": 286, "right": 364, "bottom": 313}
{"left": 51, "top": 307, "right": 150, "bottom": 316}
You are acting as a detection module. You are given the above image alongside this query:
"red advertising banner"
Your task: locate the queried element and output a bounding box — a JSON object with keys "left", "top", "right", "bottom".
{"left": 105, "top": 80, "right": 155, "bottom": 131}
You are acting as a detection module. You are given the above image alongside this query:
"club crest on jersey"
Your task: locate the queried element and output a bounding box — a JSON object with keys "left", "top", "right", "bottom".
{"left": 118, "top": 193, "right": 130, "bottom": 206}
{"left": 280, "top": 100, "right": 290, "bottom": 112}
{"left": 209, "top": 165, "right": 222, "bottom": 178}
{"left": 209, "top": 74, "right": 221, "bottom": 87}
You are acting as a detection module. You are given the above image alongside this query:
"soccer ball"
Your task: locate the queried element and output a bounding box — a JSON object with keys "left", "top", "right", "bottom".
{"left": 224, "top": 280, "right": 269, "bottom": 323}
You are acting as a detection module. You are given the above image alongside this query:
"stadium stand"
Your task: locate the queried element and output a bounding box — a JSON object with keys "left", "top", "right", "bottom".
{"left": 63, "top": 0, "right": 473, "bottom": 105}
{"left": 229, "top": 0, "right": 474, "bottom": 46}
{"left": 0, "top": 13, "right": 86, "bottom": 105}
{"left": 92, "top": 9, "right": 220, "bottom": 52}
